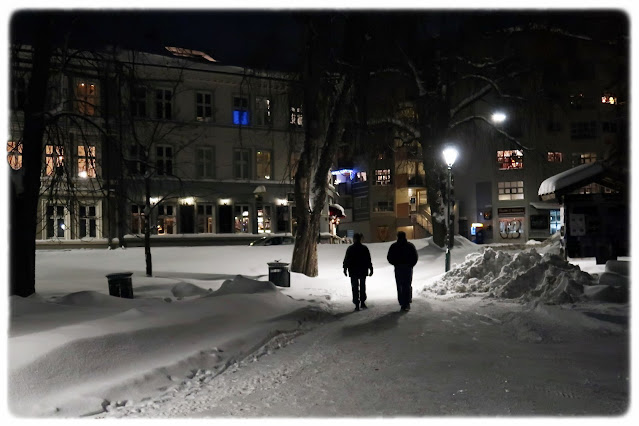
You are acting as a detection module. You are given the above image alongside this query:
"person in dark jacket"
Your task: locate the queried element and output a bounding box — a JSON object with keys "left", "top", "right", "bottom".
{"left": 387, "top": 231, "right": 418, "bottom": 311}
{"left": 343, "top": 233, "right": 373, "bottom": 311}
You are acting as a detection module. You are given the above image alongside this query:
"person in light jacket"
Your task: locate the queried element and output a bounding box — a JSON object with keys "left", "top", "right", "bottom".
{"left": 386, "top": 231, "right": 418, "bottom": 311}
{"left": 343, "top": 233, "right": 373, "bottom": 311}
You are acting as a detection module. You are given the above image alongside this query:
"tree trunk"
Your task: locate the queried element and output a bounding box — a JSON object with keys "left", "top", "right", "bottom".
{"left": 9, "top": 18, "right": 53, "bottom": 297}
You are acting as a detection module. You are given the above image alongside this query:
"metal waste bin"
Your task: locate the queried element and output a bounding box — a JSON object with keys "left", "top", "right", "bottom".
{"left": 267, "top": 262, "right": 290, "bottom": 287}
{"left": 106, "top": 272, "right": 134, "bottom": 298}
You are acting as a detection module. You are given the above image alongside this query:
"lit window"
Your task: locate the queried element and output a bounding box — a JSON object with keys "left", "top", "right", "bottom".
{"left": 255, "top": 97, "right": 272, "bottom": 126}
{"left": 75, "top": 81, "right": 99, "bottom": 116}
{"left": 497, "top": 150, "right": 524, "bottom": 170}
{"left": 257, "top": 205, "right": 272, "bottom": 234}
{"left": 601, "top": 94, "right": 617, "bottom": 105}
{"left": 498, "top": 181, "right": 524, "bottom": 200}
{"left": 155, "top": 89, "right": 172, "bottom": 119}
{"left": 256, "top": 150, "right": 272, "bottom": 180}
{"left": 375, "top": 169, "right": 392, "bottom": 185}
{"left": 572, "top": 152, "right": 597, "bottom": 166}
{"left": 157, "top": 204, "right": 175, "bottom": 234}
{"left": 77, "top": 145, "right": 96, "bottom": 178}
{"left": 233, "top": 96, "right": 249, "bottom": 125}
{"left": 156, "top": 145, "right": 173, "bottom": 176}
{"left": 45, "top": 145, "right": 65, "bottom": 176}
{"left": 197, "top": 204, "right": 215, "bottom": 233}
{"left": 550, "top": 210, "right": 561, "bottom": 234}
{"left": 7, "top": 141, "right": 22, "bottom": 170}
{"left": 356, "top": 171, "right": 367, "bottom": 182}
{"left": 196, "top": 92, "right": 213, "bottom": 122}
{"left": 547, "top": 152, "right": 563, "bottom": 163}
{"left": 290, "top": 106, "right": 303, "bottom": 127}
{"left": 131, "top": 204, "right": 146, "bottom": 234}
{"left": 234, "top": 204, "right": 250, "bottom": 233}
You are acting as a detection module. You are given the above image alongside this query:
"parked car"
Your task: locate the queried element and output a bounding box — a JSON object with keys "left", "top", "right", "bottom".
{"left": 249, "top": 235, "right": 295, "bottom": 246}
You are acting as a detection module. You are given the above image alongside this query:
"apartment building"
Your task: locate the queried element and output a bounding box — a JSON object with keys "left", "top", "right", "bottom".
{"left": 9, "top": 45, "right": 335, "bottom": 244}
{"left": 335, "top": 34, "right": 628, "bottom": 245}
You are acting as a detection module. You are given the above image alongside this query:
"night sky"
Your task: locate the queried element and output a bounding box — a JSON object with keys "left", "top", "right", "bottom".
{"left": 9, "top": 9, "right": 629, "bottom": 71}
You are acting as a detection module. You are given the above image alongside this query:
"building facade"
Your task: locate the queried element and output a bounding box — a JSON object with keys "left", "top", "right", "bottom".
{"left": 9, "top": 45, "right": 337, "bottom": 245}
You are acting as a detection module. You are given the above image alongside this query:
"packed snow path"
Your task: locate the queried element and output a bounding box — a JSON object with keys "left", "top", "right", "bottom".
{"left": 102, "top": 296, "right": 628, "bottom": 417}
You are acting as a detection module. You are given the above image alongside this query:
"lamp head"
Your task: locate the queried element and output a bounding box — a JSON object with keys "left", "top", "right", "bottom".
{"left": 442, "top": 147, "right": 458, "bottom": 168}
{"left": 491, "top": 112, "right": 507, "bottom": 123}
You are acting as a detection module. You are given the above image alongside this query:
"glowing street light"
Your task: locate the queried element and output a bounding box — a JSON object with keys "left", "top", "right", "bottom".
{"left": 491, "top": 112, "right": 507, "bottom": 124}
{"left": 442, "top": 146, "right": 458, "bottom": 272}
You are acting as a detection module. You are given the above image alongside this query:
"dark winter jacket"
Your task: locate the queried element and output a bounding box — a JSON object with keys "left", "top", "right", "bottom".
{"left": 343, "top": 242, "right": 373, "bottom": 277}
{"left": 387, "top": 237, "right": 418, "bottom": 268}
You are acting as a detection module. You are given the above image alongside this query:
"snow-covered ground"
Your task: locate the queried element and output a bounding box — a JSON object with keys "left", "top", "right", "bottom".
{"left": 5, "top": 235, "right": 631, "bottom": 418}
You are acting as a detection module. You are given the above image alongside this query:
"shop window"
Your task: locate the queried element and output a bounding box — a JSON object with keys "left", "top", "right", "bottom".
{"left": 130, "top": 86, "right": 147, "bottom": 117}
{"left": 570, "top": 121, "right": 597, "bottom": 139}
{"left": 550, "top": 209, "right": 561, "bottom": 234}
{"left": 255, "top": 97, "right": 272, "bottom": 126}
{"left": 497, "top": 150, "right": 523, "bottom": 170}
{"left": 257, "top": 205, "right": 272, "bottom": 233}
{"left": 498, "top": 181, "right": 524, "bottom": 200}
{"left": 155, "top": 89, "right": 172, "bottom": 119}
{"left": 256, "top": 150, "right": 272, "bottom": 180}
{"left": 375, "top": 169, "right": 392, "bottom": 185}
{"left": 234, "top": 148, "right": 250, "bottom": 179}
{"left": 547, "top": 152, "right": 563, "bottom": 163}
{"left": 46, "top": 205, "right": 67, "bottom": 238}
{"left": 45, "top": 144, "right": 65, "bottom": 176}
{"left": 157, "top": 204, "right": 176, "bottom": 234}
{"left": 499, "top": 218, "right": 523, "bottom": 239}
{"left": 75, "top": 80, "right": 99, "bottom": 116}
{"left": 197, "top": 204, "right": 214, "bottom": 233}
{"left": 156, "top": 145, "right": 173, "bottom": 176}
{"left": 131, "top": 204, "right": 145, "bottom": 234}
{"left": 234, "top": 204, "right": 250, "bottom": 233}
{"left": 290, "top": 106, "right": 303, "bottom": 127}
{"left": 196, "top": 147, "right": 215, "bottom": 178}
{"left": 79, "top": 205, "right": 97, "bottom": 238}
{"left": 233, "top": 95, "right": 249, "bottom": 125}
{"left": 7, "top": 141, "right": 22, "bottom": 170}
{"left": 77, "top": 145, "right": 96, "bottom": 178}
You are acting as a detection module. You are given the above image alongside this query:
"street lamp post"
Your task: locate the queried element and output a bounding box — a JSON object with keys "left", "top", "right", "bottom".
{"left": 442, "top": 147, "right": 458, "bottom": 272}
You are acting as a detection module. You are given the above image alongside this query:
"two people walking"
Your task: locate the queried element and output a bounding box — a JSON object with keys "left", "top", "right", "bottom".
{"left": 343, "top": 231, "right": 418, "bottom": 312}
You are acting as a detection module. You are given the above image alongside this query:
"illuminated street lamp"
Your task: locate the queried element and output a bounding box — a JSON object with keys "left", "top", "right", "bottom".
{"left": 491, "top": 112, "right": 507, "bottom": 124}
{"left": 442, "top": 147, "right": 458, "bottom": 272}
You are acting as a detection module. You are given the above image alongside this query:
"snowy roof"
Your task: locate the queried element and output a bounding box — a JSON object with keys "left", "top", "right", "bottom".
{"left": 538, "top": 162, "right": 604, "bottom": 198}
{"left": 329, "top": 203, "right": 346, "bottom": 217}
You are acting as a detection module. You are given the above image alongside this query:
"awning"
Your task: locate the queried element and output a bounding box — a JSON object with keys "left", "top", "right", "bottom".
{"left": 538, "top": 162, "right": 603, "bottom": 198}
{"left": 329, "top": 203, "right": 346, "bottom": 218}
{"left": 529, "top": 201, "right": 561, "bottom": 210}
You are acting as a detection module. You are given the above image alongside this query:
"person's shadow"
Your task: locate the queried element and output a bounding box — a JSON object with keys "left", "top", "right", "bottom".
{"left": 341, "top": 310, "right": 406, "bottom": 337}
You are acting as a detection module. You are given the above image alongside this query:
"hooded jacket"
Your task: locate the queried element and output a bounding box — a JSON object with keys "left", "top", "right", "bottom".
{"left": 343, "top": 242, "right": 373, "bottom": 277}
{"left": 387, "top": 234, "right": 418, "bottom": 267}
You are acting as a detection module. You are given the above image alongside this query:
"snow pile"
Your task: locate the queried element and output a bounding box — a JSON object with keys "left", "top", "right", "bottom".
{"left": 426, "top": 247, "right": 607, "bottom": 304}
{"left": 210, "top": 275, "right": 278, "bottom": 296}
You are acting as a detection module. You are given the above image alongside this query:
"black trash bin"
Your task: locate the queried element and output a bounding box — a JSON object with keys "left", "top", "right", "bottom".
{"left": 106, "top": 272, "right": 134, "bottom": 298}
{"left": 267, "top": 262, "right": 290, "bottom": 287}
